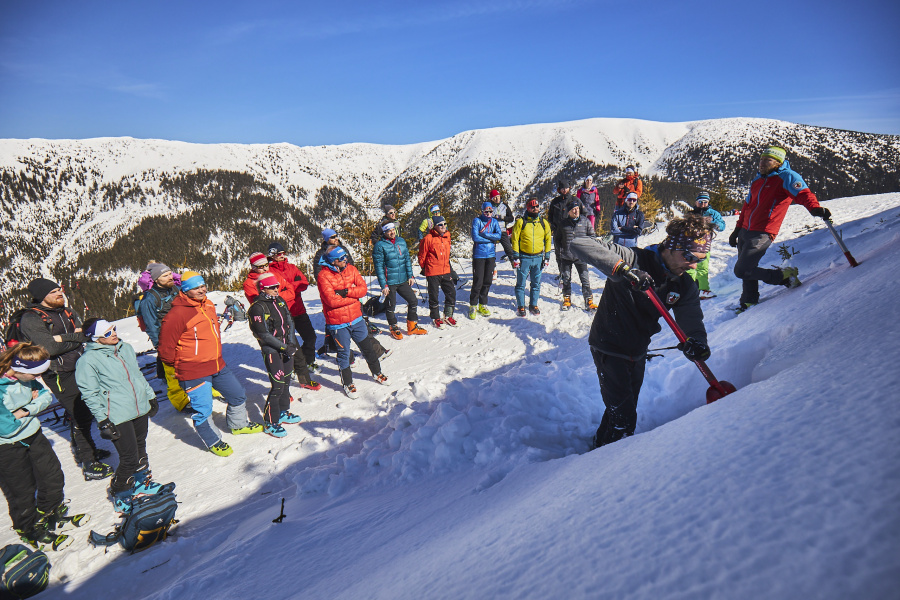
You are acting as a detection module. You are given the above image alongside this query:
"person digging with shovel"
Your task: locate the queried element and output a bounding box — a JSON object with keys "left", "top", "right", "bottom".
{"left": 570, "top": 214, "right": 727, "bottom": 450}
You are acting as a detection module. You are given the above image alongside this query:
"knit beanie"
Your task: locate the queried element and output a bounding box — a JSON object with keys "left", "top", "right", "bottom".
{"left": 326, "top": 247, "right": 348, "bottom": 263}
{"left": 695, "top": 192, "right": 711, "bottom": 203}
{"left": 84, "top": 318, "right": 114, "bottom": 341}
{"left": 383, "top": 204, "right": 396, "bottom": 214}
{"left": 180, "top": 271, "right": 205, "bottom": 292}
{"left": 625, "top": 192, "right": 638, "bottom": 201}
{"left": 27, "top": 278, "right": 60, "bottom": 302}
{"left": 147, "top": 262, "right": 172, "bottom": 282}
{"left": 249, "top": 252, "right": 268, "bottom": 267}
{"left": 432, "top": 215, "right": 446, "bottom": 227}
{"left": 256, "top": 274, "right": 280, "bottom": 291}
{"left": 267, "top": 242, "right": 286, "bottom": 256}
{"left": 761, "top": 146, "right": 786, "bottom": 163}
{"left": 566, "top": 197, "right": 581, "bottom": 211}
{"left": 557, "top": 180, "right": 569, "bottom": 190}
{"left": 490, "top": 189, "right": 500, "bottom": 198}
{"left": 322, "top": 228, "right": 337, "bottom": 241}
{"left": 526, "top": 199, "right": 540, "bottom": 211}
{"left": 382, "top": 222, "right": 397, "bottom": 233}
{"left": 481, "top": 201, "right": 494, "bottom": 212}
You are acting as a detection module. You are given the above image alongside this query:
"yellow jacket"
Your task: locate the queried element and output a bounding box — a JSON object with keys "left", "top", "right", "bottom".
{"left": 512, "top": 214, "right": 551, "bottom": 257}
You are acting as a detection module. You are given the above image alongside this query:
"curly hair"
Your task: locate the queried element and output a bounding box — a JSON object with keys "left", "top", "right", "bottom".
{"left": 0, "top": 342, "right": 51, "bottom": 376}
{"left": 662, "top": 214, "right": 717, "bottom": 249}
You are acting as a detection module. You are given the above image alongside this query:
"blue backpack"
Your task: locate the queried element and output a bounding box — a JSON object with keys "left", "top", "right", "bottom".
{"left": 0, "top": 544, "right": 50, "bottom": 599}
{"left": 89, "top": 490, "right": 178, "bottom": 553}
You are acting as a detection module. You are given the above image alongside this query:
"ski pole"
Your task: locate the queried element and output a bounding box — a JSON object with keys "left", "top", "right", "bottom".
{"left": 823, "top": 219, "right": 859, "bottom": 267}
{"left": 644, "top": 288, "right": 736, "bottom": 403}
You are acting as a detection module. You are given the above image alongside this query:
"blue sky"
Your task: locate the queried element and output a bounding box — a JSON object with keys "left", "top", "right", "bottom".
{"left": 1, "top": 0, "right": 898, "bottom": 145}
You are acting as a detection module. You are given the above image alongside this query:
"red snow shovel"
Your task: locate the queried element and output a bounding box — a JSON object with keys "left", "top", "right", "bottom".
{"left": 823, "top": 219, "right": 859, "bottom": 267}
{"left": 645, "top": 288, "right": 737, "bottom": 404}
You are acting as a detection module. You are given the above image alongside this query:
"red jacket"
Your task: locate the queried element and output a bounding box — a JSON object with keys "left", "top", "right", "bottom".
{"left": 614, "top": 174, "right": 643, "bottom": 206}
{"left": 243, "top": 269, "right": 295, "bottom": 307}
{"left": 737, "top": 160, "right": 820, "bottom": 238}
{"left": 158, "top": 292, "right": 223, "bottom": 381}
{"left": 418, "top": 229, "right": 452, "bottom": 277}
{"left": 317, "top": 264, "right": 367, "bottom": 327}
{"left": 268, "top": 259, "right": 310, "bottom": 316}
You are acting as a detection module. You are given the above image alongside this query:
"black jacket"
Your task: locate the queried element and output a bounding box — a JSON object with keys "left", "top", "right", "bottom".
{"left": 248, "top": 294, "right": 298, "bottom": 352}
{"left": 18, "top": 304, "right": 85, "bottom": 373}
{"left": 554, "top": 215, "right": 595, "bottom": 262}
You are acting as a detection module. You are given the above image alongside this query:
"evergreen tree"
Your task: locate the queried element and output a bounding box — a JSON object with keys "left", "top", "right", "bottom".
{"left": 640, "top": 178, "right": 663, "bottom": 224}
{"left": 709, "top": 180, "right": 741, "bottom": 213}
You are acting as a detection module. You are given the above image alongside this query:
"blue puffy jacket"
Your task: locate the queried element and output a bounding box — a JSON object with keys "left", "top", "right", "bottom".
{"left": 691, "top": 206, "right": 726, "bottom": 232}
{"left": 373, "top": 236, "right": 414, "bottom": 288}
{"left": 610, "top": 205, "right": 647, "bottom": 248}
{"left": 471, "top": 215, "right": 502, "bottom": 259}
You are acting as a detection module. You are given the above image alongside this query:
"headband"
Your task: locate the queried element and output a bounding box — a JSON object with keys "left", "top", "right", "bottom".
{"left": 11, "top": 356, "right": 51, "bottom": 375}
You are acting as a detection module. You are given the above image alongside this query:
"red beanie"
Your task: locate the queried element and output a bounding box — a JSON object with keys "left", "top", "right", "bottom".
{"left": 249, "top": 252, "right": 268, "bottom": 267}
{"left": 490, "top": 189, "right": 500, "bottom": 198}
{"left": 256, "top": 274, "right": 279, "bottom": 290}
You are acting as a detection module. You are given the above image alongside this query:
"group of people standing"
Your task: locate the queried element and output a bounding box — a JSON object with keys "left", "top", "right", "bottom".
{"left": 1, "top": 146, "right": 831, "bottom": 554}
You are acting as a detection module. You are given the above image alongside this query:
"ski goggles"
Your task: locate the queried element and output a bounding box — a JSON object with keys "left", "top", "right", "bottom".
{"left": 681, "top": 250, "right": 705, "bottom": 264}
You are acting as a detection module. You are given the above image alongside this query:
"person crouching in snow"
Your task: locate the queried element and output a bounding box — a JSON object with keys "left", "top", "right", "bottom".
{"left": 317, "top": 247, "right": 388, "bottom": 398}
{"left": 687, "top": 192, "right": 726, "bottom": 299}
{"left": 511, "top": 198, "right": 552, "bottom": 316}
{"left": 570, "top": 215, "right": 715, "bottom": 450}
{"left": 0, "top": 343, "right": 76, "bottom": 549}
{"left": 373, "top": 222, "right": 427, "bottom": 339}
{"left": 158, "top": 271, "right": 264, "bottom": 457}
{"left": 76, "top": 319, "right": 166, "bottom": 513}
{"left": 418, "top": 216, "right": 457, "bottom": 328}
{"left": 248, "top": 274, "right": 302, "bottom": 438}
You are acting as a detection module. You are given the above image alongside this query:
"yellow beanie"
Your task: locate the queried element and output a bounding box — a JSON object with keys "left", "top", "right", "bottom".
{"left": 761, "top": 146, "right": 786, "bottom": 163}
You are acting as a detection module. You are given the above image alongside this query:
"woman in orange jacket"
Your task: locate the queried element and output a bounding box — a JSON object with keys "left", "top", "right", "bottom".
{"left": 418, "top": 216, "right": 457, "bottom": 328}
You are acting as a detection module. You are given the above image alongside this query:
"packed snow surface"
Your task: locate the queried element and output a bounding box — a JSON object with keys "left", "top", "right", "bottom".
{"left": 2, "top": 194, "right": 898, "bottom": 599}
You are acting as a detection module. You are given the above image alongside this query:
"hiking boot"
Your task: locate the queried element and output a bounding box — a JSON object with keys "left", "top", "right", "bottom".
{"left": 781, "top": 266, "right": 802, "bottom": 288}
{"left": 279, "top": 411, "right": 302, "bottom": 424}
{"left": 82, "top": 461, "right": 113, "bottom": 481}
{"left": 231, "top": 422, "right": 264, "bottom": 435}
{"left": 109, "top": 487, "right": 135, "bottom": 514}
{"left": 561, "top": 296, "right": 572, "bottom": 311}
{"left": 586, "top": 297, "right": 598, "bottom": 310}
{"left": 433, "top": 318, "right": 444, "bottom": 329}
{"left": 444, "top": 316, "right": 458, "bottom": 327}
{"left": 343, "top": 384, "right": 359, "bottom": 399}
{"left": 374, "top": 373, "right": 388, "bottom": 385}
{"left": 36, "top": 503, "right": 68, "bottom": 529}
{"left": 307, "top": 362, "right": 321, "bottom": 373}
{"left": 264, "top": 423, "right": 287, "bottom": 438}
{"left": 699, "top": 289, "right": 716, "bottom": 299}
{"left": 467, "top": 306, "right": 477, "bottom": 320}
{"left": 529, "top": 305, "right": 541, "bottom": 316}
{"left": 735, "top": 302, "right": 757, "bottom": 314}
{"left": 390, "top": 326, "right": 404, "bottom": 340}
{"left": 407, "top": 320, "right": 427, "bottom": 335}
{"left": 477, "top": 304, "right": 491, "bottom": 317}
{"left": 316, "top": 345, "right": 328, "bottom": 358}
{"left": 209, "top": 441, "right": 233, "bottom": 457}
{"left": 299, "top": 379, "right": 321, "bottom": 391}
{"left": 18, "top": 524, "right": 71, "bottom": 552}
{"left": 516, "top": 307, "right": 526, "bottom": 317}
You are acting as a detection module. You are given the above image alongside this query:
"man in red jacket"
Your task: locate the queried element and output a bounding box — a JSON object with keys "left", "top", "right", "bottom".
{"left": 728, "top": 146, "right": 831, "bottom": 312}
{"left": 158, "top": 270, "right": 264, "bottom": 457}
{"left": 266, "top": 242, "right": 319, "bottom": 373}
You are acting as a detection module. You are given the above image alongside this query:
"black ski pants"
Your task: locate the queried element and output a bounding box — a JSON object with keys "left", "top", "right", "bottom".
{"left": 499, "top": 230, "right": 514, "bottom": 260}
{"left": 292, "top": 313, "right": 317, "bottom": 366}
{"left": 385, "top": 282, "right": 419, "bottom": 327}
{"left": 44, "top": 370, "right": 98, "bottom": 465}
{"left": 110, "top": 415, "right": 149, "bottom": 494}
{"left": 734, "top": 229, "right": 784, "bottom": 306}
{"left": 262, "top": 348, "right": 294, "bottom": 424}
{"left": 591, "top": 349, "right": 646, "bottom": 449}
{"left": 470, "top": 257, "right": 496, "bottom": 306}
{"left": 426, "top": 274, "right": 456, "bottom": 319}
{"left": 557, "top": 257, "right": 592, "bottom": 300}
{"left": 0, "top": 431, "right": 65, "bottom": 534}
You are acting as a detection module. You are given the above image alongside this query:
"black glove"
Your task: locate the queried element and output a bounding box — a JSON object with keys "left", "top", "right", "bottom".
{"left": 335, "top": 288, "right": 349, "bottom": 298}
{"left": 98, "top": 420, "right": 120, "bottom": 441}
{"left": 282, "top": 343, "right": 299, "bottom": 357}
{"left": 678, "top": 338, "right": 711, "bottom": 362}
{"left": 147, "top": 397, "right": 159, "bottom": 418}
{"left": 620, "top": 265, "right": 654, "bottom": 291}
{"left": 809, "top": 206, "right": 831, "bottom": 220}
{"left": 728, "top": 228, "right": 740, "bottom": 248}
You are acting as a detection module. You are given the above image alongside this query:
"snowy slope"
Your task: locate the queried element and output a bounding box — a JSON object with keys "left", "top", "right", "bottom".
{"left": 2, "top": 193, "right": 898, "bottom": 599}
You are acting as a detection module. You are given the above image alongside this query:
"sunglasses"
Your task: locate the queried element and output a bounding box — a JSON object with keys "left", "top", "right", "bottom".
{"left": 682, "top": 250, "right": 705, "bottom": 264}
{"left": 100, "top": 327, "right": 117, "bottom": 338}
{"left": 329, "top": 235, "right": 338, "bottom": 240}
{"left": 483, "top": 209, "right": 494, "bottom": 214}
{"left": 387, "top": 212, "right": 396, "bottom": 216}
{"left": 261, "top": 285, "right": 279, "bottom": 290}
{"left": 252, "top": 264, "right": 269, "bottom": 270}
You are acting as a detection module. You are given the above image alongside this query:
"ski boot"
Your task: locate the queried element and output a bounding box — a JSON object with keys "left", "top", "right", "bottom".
{"left": 444, "top": 312, "right": 458, "bottom": 327}
{"left": 561, "top": 296, "right": 572, "bottom": 311}
{"left": 298, "top": 378, "right": 321, "bottom": 391}
{"left": 82, "top": 461, "right": 114, "bottom": 481}
{"left": 781, "top": 266, "right": 802, "bottom": 288}
{"left": 407, "top": 320, "right": 427, "bottom": 335}
{"left": 343, "top": 384, "right": 359, "bottom": 399}
{"left": 133, "top": 467, "right": 169, "bottom": 496}
{"left": 232, "top": 422, "right": 264, "bottom": 435}
{"left": 585, "top": 297, "right": 597, "bottom": 311}
{"left": 467, "top": 306, "right": 477, "bottom": 320}
{"left": 36, "top": 503, "right": 89, "bottom": 533}
{"left": 109, "top": 486, "right": 136, "bottom": 514}
{"left": 279, "top": 411, "right": 302, "bottom": 424}
{"left": 735, "top": 302, "right": 757, "bottom": 314}
{"left": 94, "top": 448, "right": 112, "bottom": 461}
{"left": 516, "top": 307, "right": 526, "bottom": 317}
{"left": 529, "top": 305, "right": 541, "bottom": 316}
{"left": 264, "top": 423, "right": 287, "bottom": 438}
{"left": 374, "top": 373, "right": 388, "bottom": 385}
{"left": 209, "top": 441, "right": 233, "bottom": 457}
{"left": 18, "top": 524, "right": 71, "bottom": 551}
{"left": 433, "top": 318, "right": 444, "bottom": 329}
{"left": 477, "top": 304, "right": 491, "bottom": 317}
{"left": 389, "top": 325, "right": 404, "bottom": 340}
{"left": 341, "top": 367, "right": 359, "bottom": 399}
{"left": 379, "top": 348, "right": 393, "bottom": 361}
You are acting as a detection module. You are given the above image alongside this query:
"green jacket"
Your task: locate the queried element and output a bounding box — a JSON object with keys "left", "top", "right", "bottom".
{"left": 75, "top": 341, "right": 154, "bottom": 425}
{"left": 0, "top": 377, "right": 52, "bottom": 444}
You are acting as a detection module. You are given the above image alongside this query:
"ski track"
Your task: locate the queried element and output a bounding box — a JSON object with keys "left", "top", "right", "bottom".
{"left": 1, "top": 193, "right": 898, "bottom": 599}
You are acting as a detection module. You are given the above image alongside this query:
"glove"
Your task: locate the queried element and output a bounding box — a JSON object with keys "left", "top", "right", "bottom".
{"left": 147, "top": 397, "right": 159, "bottom": 418}
{"left": 678, "top": 338, "right": 711, "bottom": 362}
{"left": 335, "top": 288, "right": 349, "bottom": 298}
{"left": 282, "top": 343, "right": 299, "bottom": 357}
{"left": 809, "top": 206, "right": 831, "bottom": 220}
{"left": 728, "top": 227, "right": 740, "bottom": 248}
{"left": 98, "top": 419, "right": 120, "bottom": 441}
{"left": 512, "top": 260, "right": 521, "bottom": 269}
{"left": 618, "top": 265, "right": 653, "bottom": 291}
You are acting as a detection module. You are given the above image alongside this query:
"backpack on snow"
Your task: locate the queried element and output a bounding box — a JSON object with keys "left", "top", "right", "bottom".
{"left": 0, "top": 543, "right": 50, "bottom": 599}
{"left": 89, "top": 490, "right": 178, "bottom": 553}
{"left": 223, "top": 296, "right": 247, "bottom": 321}
{"left": 362, "top": 296, "right": 386, "bottom": 317}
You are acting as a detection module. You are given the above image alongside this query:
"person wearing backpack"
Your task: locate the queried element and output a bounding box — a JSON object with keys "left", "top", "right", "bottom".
{"left": 576, "top": 176, "right": 601, "bottom": 229}
{"left": 0, "top": 342, "right": 72, "bottom": 551}
{"left": 137, "top": 263, "right": 190, "bottom": 412}
{"left": 511, "top": 199, "right": 552, "bottom": 316}
{"left": 687, "top": 192, "right": 727, "bottom": 299}
{"left": 75, "top": 319, "right": 167, "bottom": 514}
{"left": 488, "top": 190, "right": 516, "bottom": 262}
{"left": 18, "top": 279, "right": 112, "bottom": 481}
{"left": 417, "top": 203, "right": 443, "bottom": 241}
{"left": 247, "top": 274, "right": 303, "bottom": 438}
{"left": 158, "top": 271, "right": 264, "bottom": 457}
{"left": 613, "top": 166, "right": 643, "bottom": 207}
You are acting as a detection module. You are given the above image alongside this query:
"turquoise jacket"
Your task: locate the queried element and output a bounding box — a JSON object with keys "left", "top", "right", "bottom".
{"left": 373, "top": 236, "right": 414, "bottom": 288}
{"left": 75, "top": 341, "right": 154, "bottom": 425}
{"left": 0, "top": 377, "right": 52, "bottom": 444}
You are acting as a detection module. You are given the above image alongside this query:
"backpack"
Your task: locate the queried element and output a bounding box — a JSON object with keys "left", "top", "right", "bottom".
{"left": 134, "top": 288, "right": 175, "bottom": 332}
{"left": 89, "top": 490, "right": 178, "bottom": 553}
{"left": 0, "top": 544, "right": 50, "bottom": 599}
{"left": 362, "top": 296, "right": 386, "bottom": 317}
{"left": 223, "top": 296, "right": 247, "bottom": 321}
{"left": 1, "top": 307, "right": 59, "bottom": 349}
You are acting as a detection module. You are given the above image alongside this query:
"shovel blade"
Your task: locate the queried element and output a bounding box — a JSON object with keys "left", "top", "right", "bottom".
{"left": 706, "top": 380, "right": 737, "bottom": 404}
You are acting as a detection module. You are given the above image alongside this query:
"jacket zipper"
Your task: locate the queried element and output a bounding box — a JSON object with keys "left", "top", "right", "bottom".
{"left": 113, "top": 349, "right": 140, "bottom": 414}
{"left": 194, "top": 327, "right": 199, "bottom": 355}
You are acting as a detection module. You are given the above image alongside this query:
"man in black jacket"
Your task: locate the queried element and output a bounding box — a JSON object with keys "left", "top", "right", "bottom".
{"left": 19, "top": 278, "right": 113, "bottom": 480}
{"left": 570, "top": 215, "right": 715, "bottom": 449}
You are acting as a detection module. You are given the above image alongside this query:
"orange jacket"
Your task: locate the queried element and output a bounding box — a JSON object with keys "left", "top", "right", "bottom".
{"left": 158, "top": 292, "right": 224, "bottom": 381}
{"left": 243, "top": 269, "right": 295, "bottom": 307}
{"left": 418, "top": 229, "right": 452, "bottom": 277}
{"left": 614, "top": 174, "right": 643, "bottom": 205}
{"left": 317, "top": 264, "right": 367, "bottom": 327}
